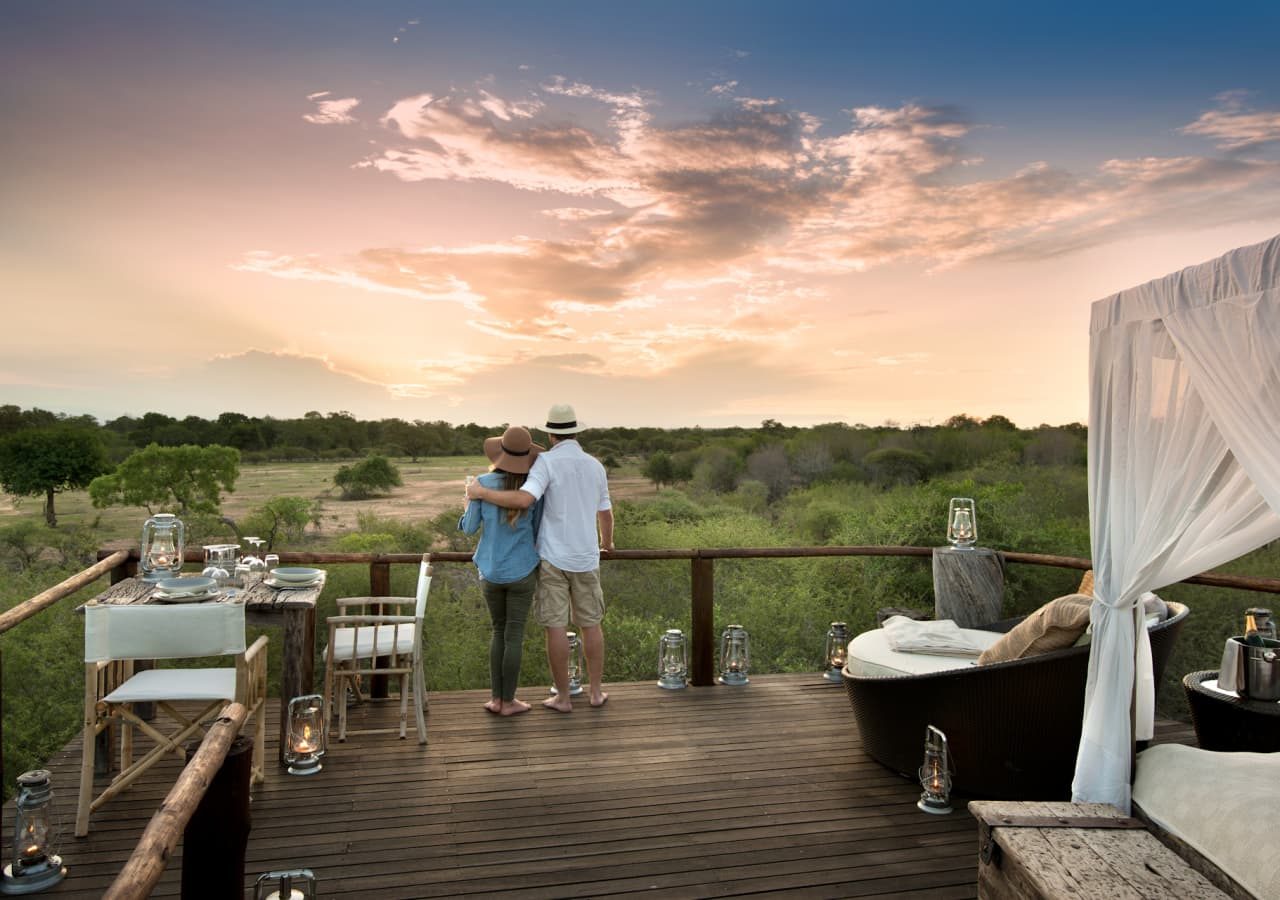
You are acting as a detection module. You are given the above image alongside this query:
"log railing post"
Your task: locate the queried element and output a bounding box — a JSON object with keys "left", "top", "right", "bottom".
{"left": 691, "top": 554, "right": 715, "bottom": 686}
{"left": 370, "top": 559, "right": 392, "bottom": 699}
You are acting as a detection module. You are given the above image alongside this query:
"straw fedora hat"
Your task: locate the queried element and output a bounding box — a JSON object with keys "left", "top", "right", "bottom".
{"left": 483, "top": 426, "right": 543, "bottom": 474}
{"left": 543, "top": 403, "right": 586, "bottom": 435}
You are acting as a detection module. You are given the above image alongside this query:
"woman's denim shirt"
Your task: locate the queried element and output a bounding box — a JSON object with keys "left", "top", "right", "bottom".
{"left": 458, "top": 471, "right": 543, "bottom": 584}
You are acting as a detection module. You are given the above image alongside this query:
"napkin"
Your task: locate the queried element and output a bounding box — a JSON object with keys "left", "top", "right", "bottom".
{"left": 881, "top": 615, "right": 987, "bottom": 657}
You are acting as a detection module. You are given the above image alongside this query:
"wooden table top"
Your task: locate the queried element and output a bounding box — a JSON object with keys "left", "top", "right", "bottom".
{"left": 87, "top": 573, "right": 325, "bottom": 611}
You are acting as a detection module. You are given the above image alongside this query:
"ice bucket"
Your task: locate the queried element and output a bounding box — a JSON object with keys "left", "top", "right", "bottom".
{"left": 1240, "top": 637, "right": 1280, "bottom": 701}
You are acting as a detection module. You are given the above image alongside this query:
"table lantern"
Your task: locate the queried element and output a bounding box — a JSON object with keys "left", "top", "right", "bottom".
{"left": 140, "top": 512, "right": 185, "bottom": 581}
{"left": 917, "top": 725, "right": 953, "bottom": 814}
{"left": 284, "top": 695, "right": 325, "bottom": 776}
{"left": 657, "top": 629, "right": 689, "bottom": 690}
{"left": 946, "top": 498, "right": 977, "bottom": 550}
{"left": 824, "top": 622, "right": 850, "bottom": 682}
{"left": 718, "top": 624, "right": 750, "bottom": 685}
{"left": 1, "top": 770, "right": 66, "bottom": 894}
{"left": 254, "top": 869, "right": 317, "bottom": 899}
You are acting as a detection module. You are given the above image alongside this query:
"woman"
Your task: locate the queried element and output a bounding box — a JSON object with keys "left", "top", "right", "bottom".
{"left": 459, "top": 425, "right": 544, "bottom": 716}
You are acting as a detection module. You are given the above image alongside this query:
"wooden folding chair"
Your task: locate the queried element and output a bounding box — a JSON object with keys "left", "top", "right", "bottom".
{"left": 76, "top": 601, "right": 267, "bottom": 837}
{"left": 322, "top": 554, "right": 431, "bottom": 743}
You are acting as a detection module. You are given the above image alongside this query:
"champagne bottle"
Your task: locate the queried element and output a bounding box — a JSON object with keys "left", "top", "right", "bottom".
{"left": 1244, "top": 612, "right": 1266, "bottom": 647}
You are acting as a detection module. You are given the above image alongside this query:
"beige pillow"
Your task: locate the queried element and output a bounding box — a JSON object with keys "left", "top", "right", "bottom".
{"left": 978, "top": 594, "right": 1093, "bottom": 665}
{"left": 1078, "top": 569, "right": 1094, "bottom": 596}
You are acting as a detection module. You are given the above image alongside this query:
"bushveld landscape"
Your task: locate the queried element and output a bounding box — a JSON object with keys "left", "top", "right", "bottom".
{"left": 1, "top": 409, "right": 1277, "bottom": 791}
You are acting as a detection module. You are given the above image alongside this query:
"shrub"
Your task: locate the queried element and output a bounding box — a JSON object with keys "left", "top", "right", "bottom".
{"left": 333, "top": 455, "right": 402, "bottom": 500}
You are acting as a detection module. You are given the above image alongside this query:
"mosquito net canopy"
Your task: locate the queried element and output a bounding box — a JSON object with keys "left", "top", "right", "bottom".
{"left": 1076, "top": 233, "right": 1280, "bottom": 810}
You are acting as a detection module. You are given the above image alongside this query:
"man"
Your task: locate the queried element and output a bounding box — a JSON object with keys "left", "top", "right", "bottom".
{"left": 466, "top": 403, "right": 614, "bottom": 711}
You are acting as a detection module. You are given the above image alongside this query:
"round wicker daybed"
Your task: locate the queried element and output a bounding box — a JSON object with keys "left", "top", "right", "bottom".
{"left": 841, "top": 603, "right": 1188, "bottom": 800}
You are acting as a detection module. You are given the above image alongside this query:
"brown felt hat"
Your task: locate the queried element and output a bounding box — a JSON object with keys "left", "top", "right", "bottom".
{"left": 483, "top": 426, "right": 543, "bottom": 474}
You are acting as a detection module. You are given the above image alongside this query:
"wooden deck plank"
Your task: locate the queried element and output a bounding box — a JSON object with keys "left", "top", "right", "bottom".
{"left": 7, "top": 673, "right": 1195, "bottom": 898}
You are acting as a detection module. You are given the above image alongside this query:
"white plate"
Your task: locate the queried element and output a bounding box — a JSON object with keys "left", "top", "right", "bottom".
{"left": 156, "top": 576, "right": 217, "bottom": 593}
{"left": 264, "top": 576, "right": 320, "bottom": 590}
{"left": 270, "top": 567, "right": 324, "bottom": 583}
{"left": 153, "top": 589, "right": 222, "bottom": 604}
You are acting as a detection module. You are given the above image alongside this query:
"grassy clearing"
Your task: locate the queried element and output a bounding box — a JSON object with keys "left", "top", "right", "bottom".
{"left": 0, "top": 456, "right": 654, "bottom": 541}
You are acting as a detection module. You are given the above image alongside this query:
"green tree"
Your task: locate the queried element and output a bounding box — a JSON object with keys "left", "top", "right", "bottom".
{"left": 239, "top": 496, "right": 315, "bottom": 549}
{"left": 89, "top": 443, "right": 240, "bottom": 515}
{"left": 0, "top": 428, "right": 109, "bottom": 526}
{"left": 863, "top": 447, "right": 932, "bottom": 487}
{"left": 643, "top": 451, "right": 676, "bottom": 490}
{"left": 333, "top": 455, "right": 402, "bottom": 499}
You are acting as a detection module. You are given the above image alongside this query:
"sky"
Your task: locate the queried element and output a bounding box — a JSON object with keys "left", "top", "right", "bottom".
{"left": 4, "top": 1, "right": 1280, "bottom": 430}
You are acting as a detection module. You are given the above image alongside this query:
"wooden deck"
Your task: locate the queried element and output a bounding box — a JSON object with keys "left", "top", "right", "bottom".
{"left": 16, "top": 674, "right": 1195, "bottom": 898}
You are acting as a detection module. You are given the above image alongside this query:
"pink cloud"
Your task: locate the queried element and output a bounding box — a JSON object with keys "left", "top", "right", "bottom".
{"left": 1181, "top": 91, "right": 1280, "bottom": 151}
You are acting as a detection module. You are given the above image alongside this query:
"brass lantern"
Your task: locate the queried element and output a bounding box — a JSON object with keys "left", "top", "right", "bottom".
{"left": 284, "top": 695, "right": 325, "bottom": 776}
{"left": 917, "top": 725, "right": 953, "bottom": 814}
{"left": 657, "top": 629, "right": 688, "bottom": 690}
{"left": 551, "top": 631, "right": 585, "bottom": 697}
{"left": 140, "top": 512, "right": 185, "bottom": 581}
{"left": 1, "top": 770, "right": 66, "bottom": 894}
{"left": 718, "top": 624, "right": 750, "bottom": 686}
{"left": 823, "top": 621, "right": 849, "bottom": 682}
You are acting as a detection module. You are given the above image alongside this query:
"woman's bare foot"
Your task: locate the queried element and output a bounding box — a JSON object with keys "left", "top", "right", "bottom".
{"left": 589, "top": 691, "right": 609, "bottom": 708}
{"left": 484, "top": 699, "right": 501, "bottom": 714}
{"left": 500, "top": 699, "right": 531, "bottom": 716}
{"left": 542, "top": 695, "right": 573, "bottom": 713}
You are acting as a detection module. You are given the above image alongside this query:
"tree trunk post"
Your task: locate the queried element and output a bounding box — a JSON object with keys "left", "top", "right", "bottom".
{"left": 181, "top": 734, "right": 253, "bottom": 899}
{"left": 691, "top": 555, "right": 715, "bottom": 686}
{"left": 370, "top": 560, "right": 392, "bottom": 699}
{"left": 932, "top": 547, "right": 1005, "bottom": 627}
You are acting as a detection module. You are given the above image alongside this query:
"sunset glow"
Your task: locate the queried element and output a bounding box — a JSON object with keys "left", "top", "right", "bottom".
{"left": 4, "top": 2, "right": 1280, "bottom": 428}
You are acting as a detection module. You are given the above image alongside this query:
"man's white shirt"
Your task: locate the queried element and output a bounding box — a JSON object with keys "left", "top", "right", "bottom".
{"left": 520, "top": 439, "right": 611, "bottom": 573}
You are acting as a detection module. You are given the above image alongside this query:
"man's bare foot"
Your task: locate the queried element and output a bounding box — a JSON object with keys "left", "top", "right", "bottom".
{"left": 500, "top": 699, "right": 531, "bottom": 716}
{"left": 484, "top": 699, "right": 501, "bottom": 714}
{"left": 542, "top": 696, "right": 573, "bottom": 713}
{"left": 589, "top": 691, "right": 609, "bottom": 708}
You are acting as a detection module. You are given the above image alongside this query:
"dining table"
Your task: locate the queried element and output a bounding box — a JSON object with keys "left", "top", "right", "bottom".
{"left": 84, "top": 573, "right": 323, "bottom": 765}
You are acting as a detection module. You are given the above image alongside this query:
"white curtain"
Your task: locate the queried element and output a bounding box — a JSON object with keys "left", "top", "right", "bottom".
{"left": 1074, "top": 235, "right": 1280, "bottom": 810}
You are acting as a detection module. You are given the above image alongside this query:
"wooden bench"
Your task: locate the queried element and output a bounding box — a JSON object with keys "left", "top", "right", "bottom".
{"left": 969, "top": 800, "right": 1230, "bottom": 899}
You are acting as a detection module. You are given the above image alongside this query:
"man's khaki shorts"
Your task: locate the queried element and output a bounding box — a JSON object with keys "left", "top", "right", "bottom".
{"left": 532, "top": 561, "right": 606, "bottom": 628}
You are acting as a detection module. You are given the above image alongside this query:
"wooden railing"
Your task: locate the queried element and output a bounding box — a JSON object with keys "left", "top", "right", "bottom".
{"left": 2, "top": 543, "right": 1277, "bottom": 893}
{"left": 95, "top": 544, "right": 1280, "bottom": 686}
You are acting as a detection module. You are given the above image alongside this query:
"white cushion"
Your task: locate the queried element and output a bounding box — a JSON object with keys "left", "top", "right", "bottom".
{"left": 1134, "top": 744, "right": 1280, "bottom": 900}
{"left": 845, "top": 626, "right": 1003, "bottom": 677}
{"left": 327, "top": 624, "right": 418, "bottom": 661}
{"left": 105, "top": 668, "right": 237, "bottom": 703}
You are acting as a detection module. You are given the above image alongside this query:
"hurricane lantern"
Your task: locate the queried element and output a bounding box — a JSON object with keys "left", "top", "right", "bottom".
{"left": 917, "top": 725, "right": 953, "bottom": 814}
{"left": 823, "top": 622, "right": 850, "bottom": 682}
{"left": 284, "top": 695, "right": 325, "bottom": 776}
{"left": 718, "top": 624, "right": 750, "bottom": 686}
{"left": 254, "top": 869, "right": 317, "bottom": 900}
{"left": 946, "top": 498, "right": 977, "bottom": 550}
{"left": 567, "top": 631, "right": 584, "bottom": 696}
{"left": 550, "top": 631, "right": 585, "bottom": 697}
{"left": 657, "top": 629, "right": 689, "bottom": 690}
{"left": 140, "top": 512, "right": 185, "bottom": 581}
{"left": 1, "top": 770, "right": 65, "bottom": 894}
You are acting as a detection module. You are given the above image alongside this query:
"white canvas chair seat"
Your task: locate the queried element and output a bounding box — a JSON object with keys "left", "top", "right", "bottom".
{"left": 76, "top": 601, "right": 268, "bottom": 837}
{"left": 104, "top": 668, "right": 238, "bottom": 703}
{"left": 323, "top": 555, "right": 431, "bottom": 744}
